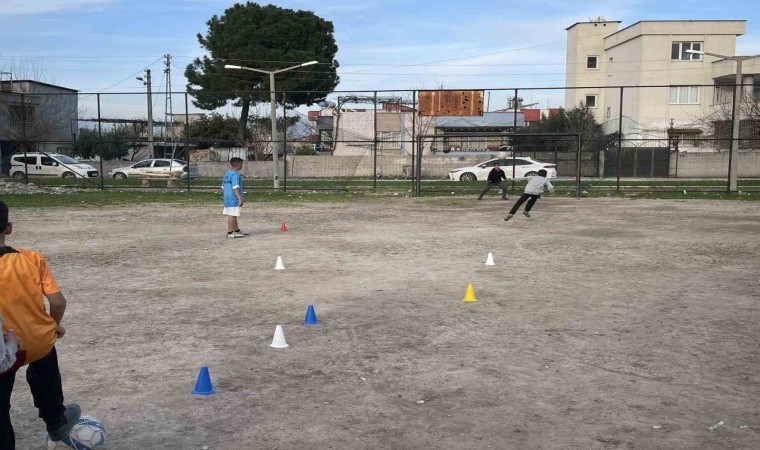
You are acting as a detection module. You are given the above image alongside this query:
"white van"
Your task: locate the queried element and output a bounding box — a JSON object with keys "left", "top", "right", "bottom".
{"left": 9, "top": 153, "right": 99, "bottom": 179}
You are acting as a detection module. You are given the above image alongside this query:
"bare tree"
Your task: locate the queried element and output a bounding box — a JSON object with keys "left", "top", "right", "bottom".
{"left": 693, "top": 88, "right": 760, "bottom": 150}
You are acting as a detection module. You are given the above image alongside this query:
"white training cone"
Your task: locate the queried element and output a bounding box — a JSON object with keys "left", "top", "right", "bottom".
{"left": 275, "top": 256, "right": 286, "bottom": 270}
{"left": 270, "top": 325, "right": 289, "bottom": 348}
{"left": 485, "top": 252, "right": 495, "bottom": 266}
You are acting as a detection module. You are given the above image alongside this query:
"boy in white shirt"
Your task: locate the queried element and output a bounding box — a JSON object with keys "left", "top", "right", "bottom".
{"left": 504, "top": 169, "right": 554, "bottom": 221}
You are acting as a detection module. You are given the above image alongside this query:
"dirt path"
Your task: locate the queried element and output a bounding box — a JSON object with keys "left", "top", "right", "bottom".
{"left": 6, "top": 197, "right": 759, "bottom": 449}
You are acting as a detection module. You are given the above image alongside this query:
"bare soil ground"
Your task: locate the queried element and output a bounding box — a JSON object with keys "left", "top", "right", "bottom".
{"left": 6, "top": 197, "right": 760, "bottom": 449}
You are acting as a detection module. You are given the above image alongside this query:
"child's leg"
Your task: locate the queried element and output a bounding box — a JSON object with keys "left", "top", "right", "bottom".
{"left": 26, "top": 348, "right": 66, "bottom": 434}
{"left": 231, "top": 216, "right": 240, "bottom": 232}
{"left": 227, "top": 215, "right": 236, "bottom": 233}
{"left": 524, "top": 194, "right": 541, "bottom": 212}
{"left": 0, "top": 370, "right": 17, "bottom": 449}
{"left": 477, "top": 183, "right": 493, "bottom": 200}
{"left": 509, "top": 194, "right": 530, "bottom": 215}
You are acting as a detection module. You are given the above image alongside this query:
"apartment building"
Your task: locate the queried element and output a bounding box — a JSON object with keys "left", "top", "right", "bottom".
{"left": 565, "top": 19, "right": 759, "bottom": 148}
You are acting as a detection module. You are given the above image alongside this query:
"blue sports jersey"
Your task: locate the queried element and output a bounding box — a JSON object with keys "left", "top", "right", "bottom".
{"left": 222, "top": 170, "right": 243, "bottom": 207}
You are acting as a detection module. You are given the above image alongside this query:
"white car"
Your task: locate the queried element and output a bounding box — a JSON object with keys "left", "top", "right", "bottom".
{"left": 109, "top": 158, "right": 199, "bottom": 179}
{"left": 10, "top": 153, "right": 99, "bottom": 179}
{"left": 448, "top": 157, "right": 557, "bottom": 181}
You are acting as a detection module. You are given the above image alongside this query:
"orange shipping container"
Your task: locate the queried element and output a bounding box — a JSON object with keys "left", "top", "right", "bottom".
{"left": 418, "top": 90, "right": 484, "bottom": 117}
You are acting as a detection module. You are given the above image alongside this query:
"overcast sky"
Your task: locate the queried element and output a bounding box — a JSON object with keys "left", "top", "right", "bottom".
{"left": 1, "top": 0, "right": 758, "bottom": 112}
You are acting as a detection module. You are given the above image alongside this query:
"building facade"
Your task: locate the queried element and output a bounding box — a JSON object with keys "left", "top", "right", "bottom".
{"left": 0, "top": 80, "right": 78, "bottom": 173}
{"left": 565, "top": 19, "right": 759, "bottom": 149}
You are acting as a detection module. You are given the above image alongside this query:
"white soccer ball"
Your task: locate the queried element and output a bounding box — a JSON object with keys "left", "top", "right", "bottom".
{"left": 45, "top": 415, "right": 106, "bottom": 450}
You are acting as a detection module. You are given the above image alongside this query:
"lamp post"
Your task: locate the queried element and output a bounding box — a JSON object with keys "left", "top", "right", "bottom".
{"left": 136, "top": 69, "right": 154, "bottom": 158}
{"left": 687, "top": 49, "right": 760, "bottom": 192}
{"left": 225, "top": 61, "right": 318, "bottom": 189}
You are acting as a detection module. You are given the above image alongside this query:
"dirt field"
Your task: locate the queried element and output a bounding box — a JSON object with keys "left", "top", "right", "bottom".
{"left": 6, "top": 196, "right": 760, "bottom": 449}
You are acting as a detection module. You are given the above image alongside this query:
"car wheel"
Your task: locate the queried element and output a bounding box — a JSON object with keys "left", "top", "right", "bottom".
{"left": 62, "top": 171, "right": 76, "bottom": 179}
{"left": 525, "top": 171, "right": 539, "bottom": 177}
{"left": 459, "top": 172, "right": 477, "bottom": 182}
{"left": 113, "top": 172, "right": 127, "bottom": 180}
{"left": 11, "top": 171, "right": 25, "bottom": 180}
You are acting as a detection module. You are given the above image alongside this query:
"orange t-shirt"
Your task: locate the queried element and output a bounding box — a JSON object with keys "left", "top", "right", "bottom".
{"left": 0, "top": 246, "right": 59, "bottom": 363}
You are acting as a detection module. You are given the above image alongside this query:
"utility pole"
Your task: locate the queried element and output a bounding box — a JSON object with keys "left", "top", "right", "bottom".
{"left": 137, "top": 69, "right": 154, "bottom": 158}
{"left": 164, "top": 54, "right": 175, "bottom": 160}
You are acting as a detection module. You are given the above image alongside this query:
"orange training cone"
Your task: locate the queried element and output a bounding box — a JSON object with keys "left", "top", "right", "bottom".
{"left": 463, "top": 284, "right": 477, "bottom": 302}
{"left": 281, "top": 221, "right": 287, "bottom": 232}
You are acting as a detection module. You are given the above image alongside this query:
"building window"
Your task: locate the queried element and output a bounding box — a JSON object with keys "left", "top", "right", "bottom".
{"left": 714, "top": 85, "right": 732, "bottom": 104}
{"left": 671, "top": 42, "right": 702, "bottom": 61}
{"left": 669, "top": 130, "right": 703, "bottom": 147}
{"left": 585, "top": 95, "right": 598, "bottom": 108}
{"left": 586, "top": 56, "right": 598, "bottom": 69}
{"left": 376, "top": 131, "right": 401, "bottom": 150}
{"left": 669, "top": 86, "right": 700, "bottom": 104}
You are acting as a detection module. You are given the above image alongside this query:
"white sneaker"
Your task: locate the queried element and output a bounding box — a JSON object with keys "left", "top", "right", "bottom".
{"left": 227, "top": 232, "right": 245, "bottom": 238}
{"left": 236, "top": 230, "right": 250, "bottom": 236}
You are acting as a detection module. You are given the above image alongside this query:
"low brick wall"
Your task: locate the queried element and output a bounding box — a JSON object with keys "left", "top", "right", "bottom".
{"left": 84, "top": 151, "right": 760, "bottom": 180}
{"left": 671, "top": 151, "right": 760, "bottom": 178}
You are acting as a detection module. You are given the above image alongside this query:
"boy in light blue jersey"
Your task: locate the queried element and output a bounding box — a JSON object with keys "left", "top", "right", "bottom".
{"left": 222, "top": 157, "right": 247, "bottom": 238}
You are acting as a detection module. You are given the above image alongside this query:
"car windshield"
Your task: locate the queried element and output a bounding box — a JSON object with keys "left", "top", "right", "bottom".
{"left": 54, "top": 155, "right": 80, "bottom": 165}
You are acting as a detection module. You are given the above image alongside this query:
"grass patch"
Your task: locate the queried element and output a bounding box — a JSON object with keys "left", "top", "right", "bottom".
{"left": 1, "top": 190, "right": 366, "bottom": 208}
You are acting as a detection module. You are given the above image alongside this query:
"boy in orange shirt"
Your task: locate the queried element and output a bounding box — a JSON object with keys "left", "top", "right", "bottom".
{"left": 0, "top": 201, "right": 80, "bottom": 448}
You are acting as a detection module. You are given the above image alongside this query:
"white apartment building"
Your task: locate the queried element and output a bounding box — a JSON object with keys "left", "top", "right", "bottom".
{"left": 565, "top": 19, "right": 760, "bottom": 149}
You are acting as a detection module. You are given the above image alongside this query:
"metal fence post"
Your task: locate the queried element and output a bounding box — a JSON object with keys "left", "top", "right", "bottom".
{"left": 184, "top": 93, "right": 190, "bottom": 192}
{"left": 373, "top": 91, "right": 378, "bottom": 192}
{"left": 282, "top": 93, "right": 288, "bottom": 193}
{"left": 617, "top": 87, "right": 624, "bottom": 193}
{"left": 97, "top": 93, "right": 104, "bottom": 190}
{"left": 512, "top": 88, "right": 518, "bottom": 192}
{"left": 20, "top": 93, "right": 29, "bottom": 184}
{"left": 727, "top": 78, "right": 740, "bottom": 193}
{"left": 411, "top": 90, "right": 416, "bottom": 193}
{"left": 576, "top": 133, "right": 582, "bottom": 198}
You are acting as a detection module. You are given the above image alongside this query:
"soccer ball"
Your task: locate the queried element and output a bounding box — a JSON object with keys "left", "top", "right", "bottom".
{"left": 45, "top": 415, "right": 106, "bottom": 450}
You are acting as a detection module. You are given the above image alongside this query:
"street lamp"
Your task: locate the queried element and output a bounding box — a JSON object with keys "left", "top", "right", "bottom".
{"left": 225, "top": 61, "right": 318, "bottom": 189}
{"left": 686, "top": 49, "right": 760, "bottom": 192}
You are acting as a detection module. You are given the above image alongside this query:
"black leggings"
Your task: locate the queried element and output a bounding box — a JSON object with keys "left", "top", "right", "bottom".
{"left": 509, "top": 193, "right": 541, "bottom": 215}
{"left": 0, "top": 347, "right": 66, "bottom": 449}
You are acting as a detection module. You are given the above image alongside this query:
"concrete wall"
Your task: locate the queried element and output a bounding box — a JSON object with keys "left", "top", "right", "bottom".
{"left": 189, "top": 155, "right": 489, "bottom": 179}
{"left": 82, "top": 151, "right": 760, "bottom": 180}
{"left": 671, "top": 151, "right": 760, "bottom": 178}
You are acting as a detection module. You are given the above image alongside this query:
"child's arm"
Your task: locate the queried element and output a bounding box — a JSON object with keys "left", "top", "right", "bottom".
{"left": 233, "top": 187, "right": 244, "bottom": 207}
{"left": 47, "top": 291, "right": 67, "bottom": 338}
{"left": 545, "top": 180, "right": 555, "bottom": 194}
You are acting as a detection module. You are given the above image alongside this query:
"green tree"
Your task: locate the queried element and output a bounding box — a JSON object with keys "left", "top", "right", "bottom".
{"left": 71, "top": 129, "right": 132, "bottom": 160}
{"left": 185, "top": 2, "right": 339, "bottom": 138}
{"left": 521, "top": 105, "right": 617, "bottom": 152}
{"left": 185, "top": 113, "right": 248, "bottom": 148}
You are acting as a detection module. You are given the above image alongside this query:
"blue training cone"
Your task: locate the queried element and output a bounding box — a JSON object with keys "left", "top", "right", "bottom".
{"left": 192, "top": 366, "right": 215, "bottom": 395}
{"left": 303, "top": 304, "right": 319, "bottom": 325}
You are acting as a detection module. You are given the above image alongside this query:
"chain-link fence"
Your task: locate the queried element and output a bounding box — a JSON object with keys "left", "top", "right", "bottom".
{"left": 1, "top": 84, "right": 759, "bottom": 195}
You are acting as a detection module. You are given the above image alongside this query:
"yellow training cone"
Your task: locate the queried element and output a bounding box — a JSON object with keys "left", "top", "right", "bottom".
{"left": 463, "top": 284, "right": 477, "bottom": 302}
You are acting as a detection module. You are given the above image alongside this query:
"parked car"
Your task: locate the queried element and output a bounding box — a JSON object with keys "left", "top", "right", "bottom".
{"left": 448, "top": 157, "right": 557, "bottom": 181}
{"left": 108, "top": 159, "right": 199, "bottom": 179}
{"left": 10, "top": 153, "right": 99, "bottom": 179}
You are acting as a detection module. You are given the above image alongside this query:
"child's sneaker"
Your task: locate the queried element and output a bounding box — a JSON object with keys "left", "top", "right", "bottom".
{"left": 235, "top": 230, "right": 250, "bottom": 236}
{"left": 48, "top": 404, "right": 81, "bottom": 441}
{"left": 504, "top": 214, "right": 514, "bottom": 221}
{"left": 227, "top": 232, "right": 245, "bottom": 238}
{"left": 523, "top": 211, "right": 531, "bottom": 218}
